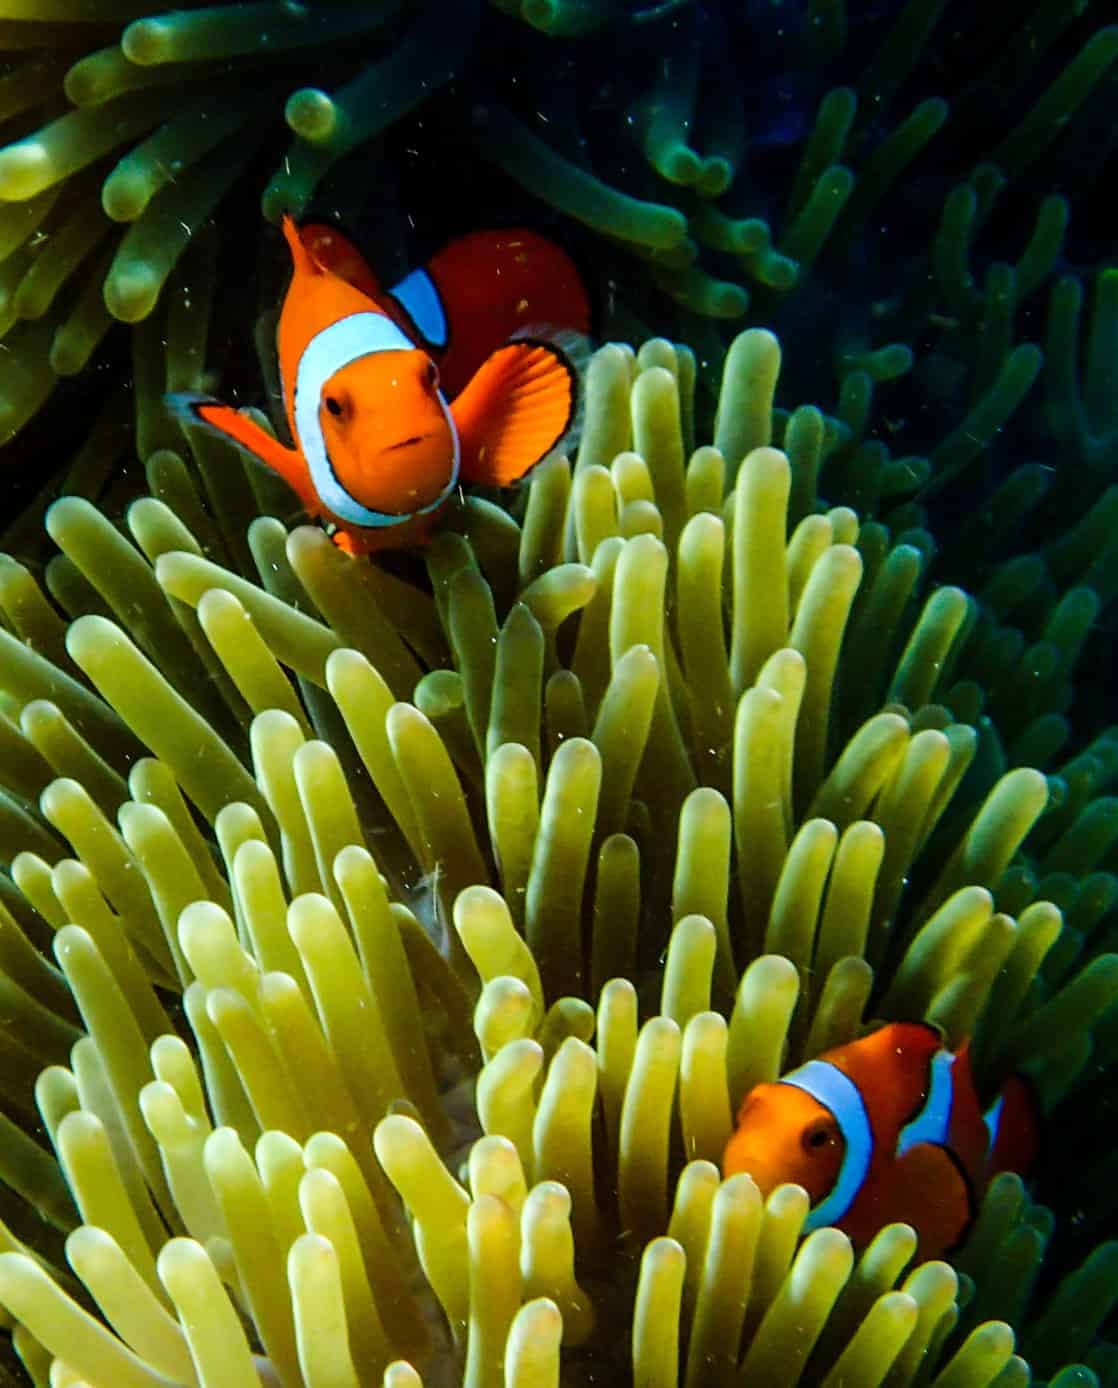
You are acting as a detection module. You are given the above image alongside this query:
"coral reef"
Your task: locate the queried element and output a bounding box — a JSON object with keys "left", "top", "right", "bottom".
{"left": 0, "top": 335, "right": 1114, "bottom": 1384}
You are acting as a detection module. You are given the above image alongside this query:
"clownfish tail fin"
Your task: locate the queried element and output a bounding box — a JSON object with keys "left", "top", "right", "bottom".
{"left": 166, "top": 392, "right": 316, "bottom": 514}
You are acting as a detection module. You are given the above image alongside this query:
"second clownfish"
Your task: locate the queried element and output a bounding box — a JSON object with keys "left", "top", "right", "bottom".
{"left": 170, "top": 217, "right": 591, "bottom": 554}
{"left": 722, "top": 1022, "right": 1039, "bottom": 1260}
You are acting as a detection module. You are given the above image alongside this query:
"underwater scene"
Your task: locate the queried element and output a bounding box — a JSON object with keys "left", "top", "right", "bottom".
{"left": 1, "top": 0, "right": 1118, "bottom": 1383}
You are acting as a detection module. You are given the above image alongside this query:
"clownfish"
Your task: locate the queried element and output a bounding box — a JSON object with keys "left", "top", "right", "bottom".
{"left": 169, "top": 217, "right": 591, "bottom": 554}
{"left": 722, "top": 1022, "right": 1038, "bottom": 1260}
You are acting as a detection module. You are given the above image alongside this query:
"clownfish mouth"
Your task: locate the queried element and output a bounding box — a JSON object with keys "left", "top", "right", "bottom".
{"left": 385, "top": 432, "right": 432, "bottom": 452}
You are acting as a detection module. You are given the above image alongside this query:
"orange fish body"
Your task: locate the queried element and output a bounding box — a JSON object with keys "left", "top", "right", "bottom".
{"left": 170, "top": 218, "right": 590, "bottom": 554}
{"left": 299, "top": 222, "right": 591, "bottom": 399}
{"left": 722, "top": 1022, "right": 1038, "bottom": 1260}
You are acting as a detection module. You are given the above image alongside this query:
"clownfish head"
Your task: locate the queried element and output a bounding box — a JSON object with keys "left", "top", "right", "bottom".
{"left": 315, "top": 348, "right": 457, "bottom": 518}
{"left": 722, "top": 1080, "right": 846, "bottom": 1204}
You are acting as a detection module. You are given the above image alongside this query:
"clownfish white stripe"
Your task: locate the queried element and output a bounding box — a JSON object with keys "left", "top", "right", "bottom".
{"left": 293, "top": 312, "right": 460, "bottom": 528}
{"left": 896, "top": 1049, "right": 955, "bottom": 1156}
{"left": 389, "top": 268, "right": 448, "bottom": 349}
{"left": 780, "top": 1060, "right": 873, "bottom": 1232}
{"left": 982, "top": 1094, "right": 1005, "bottom": 1151}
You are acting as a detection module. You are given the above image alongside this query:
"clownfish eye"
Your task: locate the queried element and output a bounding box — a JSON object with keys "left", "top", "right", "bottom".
{"left": 802, "top": 1119, "right": 837, "bottom": 1154}
{"left": 324, "top": 395, "right": 343, "bottom": 418}
{"left": 424, "top": 360, "right": 439, "bottom": 389}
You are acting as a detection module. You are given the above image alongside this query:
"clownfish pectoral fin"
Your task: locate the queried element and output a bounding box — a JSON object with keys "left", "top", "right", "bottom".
{"left": 890, "top": 1142, "right": 975, "bottom": 1258}
{"left": 167, "top": 393, "right": 317, "bottom": 514}
{"left": 450, "top": 332, "right": 589, "bottom": 487}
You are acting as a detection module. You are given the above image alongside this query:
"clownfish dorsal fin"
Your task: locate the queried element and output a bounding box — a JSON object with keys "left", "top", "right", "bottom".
{"left": 167, "top": 393, "right": 318, "bottom": 516}
{"left": 298, "top": 221, "right": 384, "bottom": 300}
{"left": 282, "top": 213, "right": 328, "bottom": 279}
{"left": 450, "top": 331, "right": 587, "bottom": 487}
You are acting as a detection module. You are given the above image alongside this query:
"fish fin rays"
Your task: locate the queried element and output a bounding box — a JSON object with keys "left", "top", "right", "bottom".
{"left": 166, "top": 393, "right": 316, "bottom": 512}
{"left": 451, "top": 332, "right": 589, "bottom": 487}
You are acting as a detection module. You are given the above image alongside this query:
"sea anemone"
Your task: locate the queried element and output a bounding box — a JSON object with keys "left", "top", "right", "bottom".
{"left": 0, "top": 332, "right": 1115, "bottom": 1385}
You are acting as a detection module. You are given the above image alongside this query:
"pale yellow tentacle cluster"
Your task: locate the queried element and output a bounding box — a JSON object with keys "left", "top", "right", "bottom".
{"left": 0, "top": 334, "right": 1113, "bottom": 1385}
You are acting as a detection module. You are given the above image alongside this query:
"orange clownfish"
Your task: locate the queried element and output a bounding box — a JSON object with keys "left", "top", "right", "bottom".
{"left": 722, "top": 1022, "right": 1039, "bottom": 1260}
{"left": 169, "top": 217, "right": 591, "bottom": 554}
